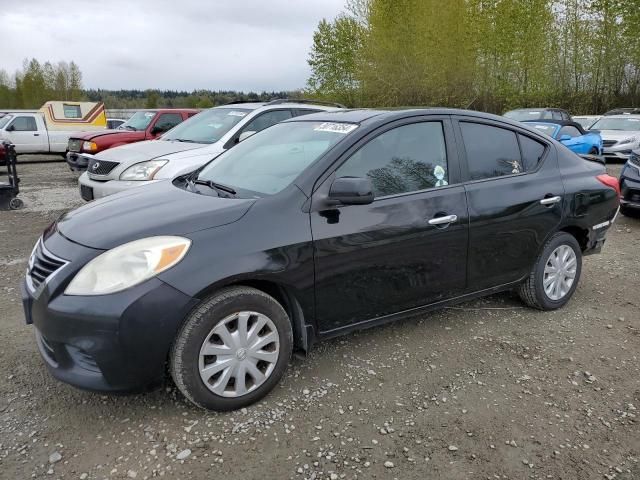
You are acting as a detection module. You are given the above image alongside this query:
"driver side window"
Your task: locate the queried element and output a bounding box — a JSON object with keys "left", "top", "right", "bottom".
{"left": 10, "top": 116, "right": 37, "bottom": 131}
{"left": 239, "top": 110, "right": 293, "bottom": 137}
{"left": 335, "top": 122, "right": 449, "bottom": 198}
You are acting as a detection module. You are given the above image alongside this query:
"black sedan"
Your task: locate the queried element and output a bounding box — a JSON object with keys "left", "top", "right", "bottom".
{"left": 22, "top": 109, "right": 620, "bottom": 410}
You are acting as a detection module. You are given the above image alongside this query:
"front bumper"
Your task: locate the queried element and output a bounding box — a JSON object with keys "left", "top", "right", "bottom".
{"left": 620, "top": 162, "right": 640, "bottom": 209}
{"left": 602, "top": 144, "right": 636, "bottom": 162}
{"left": 66, "top": 152, "right": 91, "bottom": 171}
{"left": 78, "top": 172, "right": 159, "bottom": 200}
{"left": 22, "top": 233, "right": 198, "bottom": 393}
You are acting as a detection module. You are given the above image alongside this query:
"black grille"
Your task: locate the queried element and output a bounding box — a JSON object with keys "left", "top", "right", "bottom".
{"left": 28, "top": 242, "right": 66, "bottom": 289}
{"left": 87, "top": 157, "right": 119, "bottom": 176}
{"left": 603, "top": 140, "right": 617, "bottom": 148}
{"left": 68, "top": 138, "right": 82, "bottom": 152}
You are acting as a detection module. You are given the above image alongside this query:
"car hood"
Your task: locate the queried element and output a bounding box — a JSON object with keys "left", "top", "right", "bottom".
{"left": 57, "top": 180, "right": 255, "bottom": 249}
{"left": 596, "top": 130, "right": 640, "bottom": 141}
{"left": 95, "top": 139, "right": 209, "bottom": 163}
{"left": 74, "top": 130, "right": 144, "bottom": 142}
{"left": 155, "top": 147, "right": 225, "bottom": 179}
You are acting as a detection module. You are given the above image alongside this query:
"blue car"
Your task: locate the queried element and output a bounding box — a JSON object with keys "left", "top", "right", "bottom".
{"left": 523, "top": 120, "right": 603, "bottom": 155}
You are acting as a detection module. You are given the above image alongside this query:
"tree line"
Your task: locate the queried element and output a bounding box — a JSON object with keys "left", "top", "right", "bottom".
{"left": 0, "top": 58, "right": 300, "bottom": 110}
{"left": 306, "top": 0, "right": 640, "bottom": 114}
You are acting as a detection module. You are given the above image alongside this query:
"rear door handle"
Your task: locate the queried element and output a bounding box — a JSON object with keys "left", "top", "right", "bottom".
{"left": 428, "top": 214, "right": 458, "bottom": 226}
{"left": 540, "top": 196, "right": 561, "bottom": 206}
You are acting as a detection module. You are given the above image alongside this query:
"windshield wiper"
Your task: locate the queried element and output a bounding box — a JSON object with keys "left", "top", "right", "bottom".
{"left": 193, "top": 178, "right": 237, "bottom": 196}
{"left": 123, "top": 125, "right": 137, "bottom": 131}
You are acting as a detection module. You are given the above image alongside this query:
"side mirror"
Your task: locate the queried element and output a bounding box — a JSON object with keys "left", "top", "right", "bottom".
{"left": 5, "top": 124, "right": 15, "bottom": 132}
{"left": 559, "top": 134, "right": 571, "bottom": 142}
{"left": 328, "top": 176, "right": 374, "bottom": 205}
{"left": 238, "top": 131, "right": 256, "bottom": 143}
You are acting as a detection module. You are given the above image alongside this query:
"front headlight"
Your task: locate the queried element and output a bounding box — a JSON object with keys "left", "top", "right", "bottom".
{"left": 65, "top": 236, "right": 191, "bottom": 295}
{"left": 119, "top": 160, "right": 168, "bottom": 181}
{"left": 82, "top": 141, "right": 98, "bottom": 152}
{"left": 619, "top": 137, "right": 638, "bottom": 145}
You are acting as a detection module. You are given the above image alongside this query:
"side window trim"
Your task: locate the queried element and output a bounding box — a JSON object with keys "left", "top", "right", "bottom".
{"left": 452, "top": 117, "right": 551, "bottom": 184}
{"left": 315, "top": 116, "right": 461, "bottom": 202}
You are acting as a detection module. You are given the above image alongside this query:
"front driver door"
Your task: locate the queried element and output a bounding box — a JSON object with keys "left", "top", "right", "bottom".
{"left": 310, "top": 118, "right": 469, "bottom": 334}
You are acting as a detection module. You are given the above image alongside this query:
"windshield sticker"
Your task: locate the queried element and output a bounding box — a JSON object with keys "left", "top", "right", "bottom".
{"left": 227, "top": 111, "right": 247, "bottom": 117}
{"left": 208, "top": 123, "right": 224, "bottom": 129}
{"left": 314, "top": 122, "right": 358, "bottom": 134}
{"left": 144, "top": 112, "right": 155, "bottom": 117}
{"left": 527, "top": 112, "right": 541, "bottom": 115}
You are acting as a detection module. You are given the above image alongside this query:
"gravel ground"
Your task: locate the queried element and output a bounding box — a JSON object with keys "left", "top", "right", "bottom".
{"left": 0, "top": 160, "right": 638, "bottom": 480}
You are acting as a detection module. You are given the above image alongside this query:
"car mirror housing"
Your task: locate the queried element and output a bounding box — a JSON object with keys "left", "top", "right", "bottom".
{"left": 150, "top": 125, "right": 167, "bottom": 135}
{"left": 328, "top": 176, "right": 374, "bottom": 205}
{"left": 5, "top": 124, "right": 15, "bottom": 132}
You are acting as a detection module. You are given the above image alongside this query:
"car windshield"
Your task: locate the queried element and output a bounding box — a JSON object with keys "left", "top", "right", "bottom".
{"left": 590, "top": 117, "right": 640, "bottom": 131}
{"left": 162, "top": 108, "right": 251, "bottom": 144}
{"left": 528, "top": 123, "right": 558, "bottom": 137}
{"left": 0, "top": 114, "right": 13, "bottom": 129}
{"left": 504, "top": 110, "right": 548, "bottom": 121}
{"left": 120, "top": 112, "right": 156, "bottom": 131}
{"left": 196, "top": 121, "right": 355, "bottom": 196}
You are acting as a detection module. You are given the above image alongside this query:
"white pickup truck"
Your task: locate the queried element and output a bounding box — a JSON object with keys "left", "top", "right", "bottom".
{"left": 0, "top": 113, "right": 90, "bottom": 155}
{"left": 0, "top": 101, "right": 107, "bottom": 155}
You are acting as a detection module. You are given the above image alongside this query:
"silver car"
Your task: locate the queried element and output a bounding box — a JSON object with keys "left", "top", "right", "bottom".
{"left": 78, "top": 100, "right": 341, "bottom": 200}
{"left": 589, "top": 115, "right": 640, "bottom": 162}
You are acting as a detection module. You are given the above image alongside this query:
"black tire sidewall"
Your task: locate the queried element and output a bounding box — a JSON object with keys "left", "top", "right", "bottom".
{"left": 171, "top": 288, "right": 293, "bottom": 411}
{"left": 534, "top": 233, "right": 582, "bottom": 310}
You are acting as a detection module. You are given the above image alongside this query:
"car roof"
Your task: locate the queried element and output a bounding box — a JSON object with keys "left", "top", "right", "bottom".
{"left": 523, "top": 119, "right": 585, "bottom": 129}
{"left": 599, "top": 114, "right": 640, "bottom": 119}
{"left": 506, "top": 107, "right": 566, "bottom": 112}
{"left": 283, "top": 107, "right": 529, "bottom": 127}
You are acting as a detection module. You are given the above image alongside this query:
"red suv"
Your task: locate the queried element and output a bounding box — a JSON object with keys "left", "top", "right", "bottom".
{"left": 66, "top": 109, "right": 199, "bottom": 171}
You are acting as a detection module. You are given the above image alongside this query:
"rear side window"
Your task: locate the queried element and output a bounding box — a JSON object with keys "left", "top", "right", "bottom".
{"left": 518, "top": 134, "right": 546, "bottom": 171}
{"left": 336, "top": 121, "right": 448, "bottom": 197}
{"left": 10, "top": 116, "right": 37, "bottom": 131}
{"left": 460, "top": 122, "right": 523, "bottom": 180}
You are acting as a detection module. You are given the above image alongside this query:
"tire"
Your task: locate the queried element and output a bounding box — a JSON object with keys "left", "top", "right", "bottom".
{"left": 620, "top": 205, "right": 639, "bottom": 217}
{"left": 518, "top": 232, "right": 582, "bottom": 310}
{"left": 9, "top": 197, "right": 24, "bottom": 210}
{"left": 170, "top": 286, "right": 293, "bottom": 411}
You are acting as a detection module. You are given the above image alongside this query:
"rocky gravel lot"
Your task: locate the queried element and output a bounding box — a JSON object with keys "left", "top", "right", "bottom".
{"left": 0, "top": 160, "right": 638, "bottom": 480}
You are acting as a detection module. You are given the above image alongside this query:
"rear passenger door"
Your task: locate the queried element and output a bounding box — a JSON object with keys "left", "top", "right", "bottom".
{"left": 454, "top": 117, "right": 564, "bottom": 290}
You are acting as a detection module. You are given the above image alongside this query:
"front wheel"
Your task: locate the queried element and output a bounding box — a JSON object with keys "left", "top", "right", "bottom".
{"left": 518, "top": 232, "right": 582, "bottom": 310}
{"left": 170, "top": 286, "right": 293, "bottom": 410}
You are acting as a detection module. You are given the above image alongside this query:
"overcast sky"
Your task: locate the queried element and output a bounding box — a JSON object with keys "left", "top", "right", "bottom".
{"left": 1, "top": 0, "right": 346, "bottom": 92}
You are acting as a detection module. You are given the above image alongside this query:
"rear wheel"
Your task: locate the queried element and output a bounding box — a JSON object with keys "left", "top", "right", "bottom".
{"left": 170, "top": 286, "right": 293, "bottom": 410}
{"left": 518, "top": 232, "right": 582, "bottom": 310}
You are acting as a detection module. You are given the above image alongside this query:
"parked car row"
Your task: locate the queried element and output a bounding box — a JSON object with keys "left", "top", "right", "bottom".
{"left": 22, "top": 107, "right": 621, "bottom": 410}
{"left": 76, "top": 99, "right": 341, "bottom": 200}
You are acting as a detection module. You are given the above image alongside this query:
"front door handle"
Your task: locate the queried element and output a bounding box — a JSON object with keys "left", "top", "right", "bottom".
{"left": 540, "top": 196, "right": 561, "bottom": 206}
{"left": 33, "top": 133, "right": 40, "bottom": 136}
{"left": 428, "top": 214, "right": 458, "bottom": 226}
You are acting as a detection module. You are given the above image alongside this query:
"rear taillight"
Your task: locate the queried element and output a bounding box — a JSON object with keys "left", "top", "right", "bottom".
{"left": 596, "top": 174, "right": 621, "bottom": 198}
